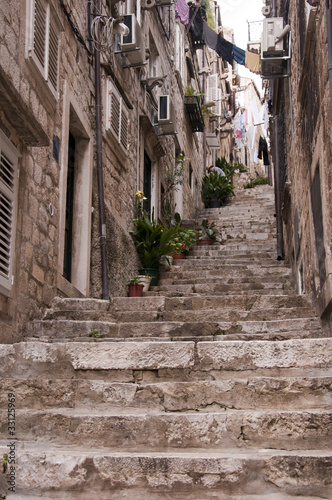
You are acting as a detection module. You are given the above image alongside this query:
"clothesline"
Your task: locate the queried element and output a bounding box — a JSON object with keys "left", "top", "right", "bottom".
{"left": 175, "top": 0, "right": 260, "bottom": 74}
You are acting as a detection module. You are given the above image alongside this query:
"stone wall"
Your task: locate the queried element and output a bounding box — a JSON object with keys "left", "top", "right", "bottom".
{"left": 2, "top": 1, "right": 230, "bottom": 340}
{"left": 272, "top": 0, "right": 332, "bottom": 329}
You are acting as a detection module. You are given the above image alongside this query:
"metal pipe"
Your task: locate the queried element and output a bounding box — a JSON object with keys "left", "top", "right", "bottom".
{"left": 93, "top": 0, "right": 110, "bottom": 300}
{"left": 327, "top": 2, "right": 332, "bottom": 114}
{"left": 202, "top": 45, "right": 207, "bottom": 172}
{"left": 273, "top": 117, "right": 284, "bottom": 260}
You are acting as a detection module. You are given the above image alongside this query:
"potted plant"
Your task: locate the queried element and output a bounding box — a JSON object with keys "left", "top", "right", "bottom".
{"left": 196, "top": 219, "right": 217, "bottom": 246}
{"left": 127, "top": 276, "right": 145, "bottom": 297}
{"left": 169, "top": 227, "right": 196, "bottom": 259}
{"left": 201, "top": 171, "right": 235, "bottom": 208}
{"left": 130, "top": 211, "right": 179, "bottom": 285}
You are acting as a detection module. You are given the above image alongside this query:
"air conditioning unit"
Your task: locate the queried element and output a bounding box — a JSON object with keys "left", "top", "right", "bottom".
{"left": 262, "top": 17, "right": 284, "bottom": 56}
{"left": 157, "top": 95, "right": 177, "bottom": 134}
{"left": 119, "top": 14, "right": 145, "bottom": 65}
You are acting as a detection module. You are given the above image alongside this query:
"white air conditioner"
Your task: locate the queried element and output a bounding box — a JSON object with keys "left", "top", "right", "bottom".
{"left": 262, "top": 17, "right": 284, "bottom": 56}
{"left": 157, "top": 95, "right": 176, "bottom": 134}
{"left": 119, "top": 14, "right": 145, "bottom": 65}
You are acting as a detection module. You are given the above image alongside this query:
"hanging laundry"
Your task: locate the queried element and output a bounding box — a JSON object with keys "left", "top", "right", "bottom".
{"left": 216, "top": 34, "right": 233, "bottom": 65}
{"left": 233, "top": 45, "right": 246, "bottom": 65}
{"left": 188, "top": 4, "right": 204, "bottom": 44}
{"left": 175, "top": 0, "right": 189, "bottom": 25}
{"left": 257, "top": 136, "right": 270, "bottom": 166}
{"left": 202, "top": 22, "right": 218, "bottom": 52}
{"left": 245, "top": 51, "right": 260, "bottom": 74}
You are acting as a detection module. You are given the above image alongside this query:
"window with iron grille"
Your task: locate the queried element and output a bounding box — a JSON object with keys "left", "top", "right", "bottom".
{"left": 26, "top": 0, "right": 62, "bottom": 98}
{"left": 106, "top": 78, "right": 129, "bottom": 154}
{"left": 0, "top": 131, "right": 19, "bottom": 296}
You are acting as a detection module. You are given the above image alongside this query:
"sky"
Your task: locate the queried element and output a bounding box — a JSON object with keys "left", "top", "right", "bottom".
{"left": 218, "top": 0, "right": 264, "bottom": 91}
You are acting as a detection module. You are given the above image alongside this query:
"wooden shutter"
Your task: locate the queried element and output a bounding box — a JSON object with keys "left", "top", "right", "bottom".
{"left": 175, "top": 24, "right": 184, "bottom": 81}
{"left": 48, "top": 16, "right": 59, "bottom": 91}
{"left": 0, "top": 132, "right": 19, "bottom": 294}
{"left": 27, "top": 0, "right": 61, "bottom": 96}
{"left": 206, "top": 74, "right": 218, "bottom": 103}
{"left": 107, "top": 79, "right": 128, "bottom": 153}
{"left": 33, "top": 0, "right": 47, "bottom": 74}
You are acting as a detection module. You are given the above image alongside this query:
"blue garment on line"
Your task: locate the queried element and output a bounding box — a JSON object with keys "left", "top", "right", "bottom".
{"left": 233, "top": 45, "right": 246, "bottom": 65}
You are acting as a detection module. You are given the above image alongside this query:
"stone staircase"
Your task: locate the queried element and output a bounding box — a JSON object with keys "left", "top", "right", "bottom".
{"left": 1, "top": 185, "right": 332, "bottom": 499}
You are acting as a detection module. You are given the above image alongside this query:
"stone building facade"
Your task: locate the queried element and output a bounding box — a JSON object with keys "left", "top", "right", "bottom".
{"left": 266, "top": 0, "right": 332, "bottom": 328}
{"left": 0, "top": 0, "right": 234, "bottom": 342}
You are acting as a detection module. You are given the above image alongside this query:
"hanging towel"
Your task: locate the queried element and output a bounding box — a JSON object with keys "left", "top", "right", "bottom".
{"left": 245, "top": 51, "right": 260, "bottom": 74}
{"left": 216, "top": 34, "right": 233, "bottom": 65}
{"left": 233, "top": 45, "right": 246, "bottom": 65}
{"left": 203, "top": 22, "right": 218, "bottom": 52}
{"left": 175, "top": 0, "right": 189, "bottom": 25}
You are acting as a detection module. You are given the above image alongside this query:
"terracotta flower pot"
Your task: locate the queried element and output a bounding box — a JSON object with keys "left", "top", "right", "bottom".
{"left": 172, "top": 253, "right": 185, "bottom": 260}
{"left": 128, "top": 283, "right": 144, "bottom": 297}
{"left": 196, "top": 239, "right": 214, "bottom": 246}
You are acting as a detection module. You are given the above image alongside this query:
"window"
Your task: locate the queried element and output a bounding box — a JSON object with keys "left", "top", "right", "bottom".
{"left": 26, "top": 0, "right": 62, "bottom": 97}
{"left": 106, "top": 78, "right": 129, "bottom": 153}
{"left": 118, "top": 0, "right": 141, "bottom": 24}
{"left": 175, "top": 23, "right": 185, "bottom": 82}
{"left": 0, "top": 131, "right": 19, "bottom": 296}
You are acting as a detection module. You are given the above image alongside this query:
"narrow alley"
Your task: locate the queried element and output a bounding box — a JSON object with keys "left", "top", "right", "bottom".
{"left": 2, "top": 183, "right": 331, "bottom": 499}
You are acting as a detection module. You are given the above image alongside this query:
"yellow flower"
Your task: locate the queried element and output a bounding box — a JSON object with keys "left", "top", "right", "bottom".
{"left": 135, "top": 190, "right": 147, "bottom": 200}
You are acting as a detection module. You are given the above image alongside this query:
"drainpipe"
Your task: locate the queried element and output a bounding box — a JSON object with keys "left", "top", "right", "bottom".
{"left": 273, "top": 117, "right": 284, "bottom": 260}
{"left": 202, "top": 46, "right": 207, "bottom": 173}
{"left": 327, "top": 0, "right": 332, "bottom": 113}
{"left": 93, "top": 0, "right": 110, "bottom": 300}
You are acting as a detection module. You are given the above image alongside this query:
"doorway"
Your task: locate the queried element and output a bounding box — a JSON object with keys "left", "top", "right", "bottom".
{"left": 143, "top": 151, "right": 152, "bottom": 216}
{"left": 63, "top": 132, "right": 75, "bottom": 281}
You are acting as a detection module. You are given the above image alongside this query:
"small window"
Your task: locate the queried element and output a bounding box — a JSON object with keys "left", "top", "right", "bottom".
{"left": 26, "top": 0, "right": 62, "bottom": 98}
{"left": 106, "top": 78, "right": 129, "bottom": 153}
{"left": 189, "top": 163, "right": 193, "bottom": 189}
{"left": 0, "top": 131, "right": 19, "bottom": 296}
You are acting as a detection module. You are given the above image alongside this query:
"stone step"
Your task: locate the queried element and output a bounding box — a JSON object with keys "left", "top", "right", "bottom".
{"left": 5, "top": 409, "right": 332, "bottom": 451}
{"left": 27, "top": 316, "right": 325, "bottom": 341}
{"left": 1, "top": 376, "right": 331, "bottom": 411}
{"left": 151, "top": 282, "right": 291, "bottom": 296}
{"left": 5, "top": 447, "right": 332, "bottom": 499}
{"left": 2, "top": 338, "right": 331, "bottom": 381}
{"left": 159, "top": 266, "right": 291, "bottom": 279}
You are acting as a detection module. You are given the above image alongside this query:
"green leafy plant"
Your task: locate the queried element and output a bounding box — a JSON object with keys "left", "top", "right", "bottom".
{"left": 126, "top": 275, "right": 144, "bottom": 284}
{"left": 131, "top": 212, "right": 179, "bottom": 269}
{"left": 89, "top": 328, "right": 105, "bottom": 339}
{"left": 2, "top": 454, "right": 7, "bottom": 474}
{"left": 161, "top": 154, "right": 185, "bottom": 225}
{"left": 199, "top": 219, "right": 217, "bottom": 240}
{"left": 201, "top": 171, "right": 235, "bottom": 205}
{"left": 169, "top": 227, "right": 196, "bottom": 254}
{"left": 244, "top": 175, "right": 269, "bottom": 189}
{"left": 216, "top": 157, "right": 238, "bottom": 178}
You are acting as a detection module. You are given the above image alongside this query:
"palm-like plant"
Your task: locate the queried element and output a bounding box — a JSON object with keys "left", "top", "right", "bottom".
{"left": 131, "top": 213, "right": 179, "bottom": 269}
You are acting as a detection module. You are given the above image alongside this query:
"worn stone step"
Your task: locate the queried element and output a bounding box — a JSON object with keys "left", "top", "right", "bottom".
{"left": 159, "top": 266, "right": 291, "bottom": 280}
{"left": 152, "top": 282, "right": 291, "bottom": 296}
{"left": 4, "top": 447, "right": 332, "bottom": 499}
{"left": 1, "top": 376, "right": 331, "bottom": 412}
{"left": 3, "top": 408, "right": 332, "bottom": 451}
{"left": 1, "top": 338, "right": 332, "bottom": 381}
{"left": 27, "top": 316, "right": 325, "bottom": 341}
